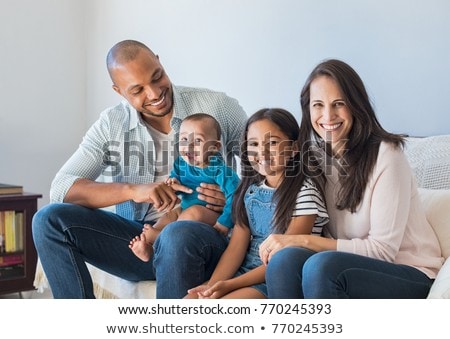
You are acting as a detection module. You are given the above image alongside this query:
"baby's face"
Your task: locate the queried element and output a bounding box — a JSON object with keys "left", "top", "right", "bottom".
{"left": 178, "top": 119, "right": 220, "bottom": 167}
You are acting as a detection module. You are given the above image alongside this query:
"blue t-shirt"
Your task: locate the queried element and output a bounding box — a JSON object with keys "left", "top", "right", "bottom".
{"left": 170, "top": 155, "right": 240, "bottom": 228}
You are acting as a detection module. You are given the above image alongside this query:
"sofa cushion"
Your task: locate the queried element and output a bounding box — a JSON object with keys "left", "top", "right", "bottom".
{"left": 418, "top": 188, "right": 450, "bottom": 259}
{"left": 418, "top": 188, "right": 450, "bottom": 299}
{"left": 427, "top": 258, "right": 450, "bottom": 298}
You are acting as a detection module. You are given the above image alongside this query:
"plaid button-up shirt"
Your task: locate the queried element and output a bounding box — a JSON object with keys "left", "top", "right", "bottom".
{"left": 50, "top": 85, "right": 247, "bottom": 221}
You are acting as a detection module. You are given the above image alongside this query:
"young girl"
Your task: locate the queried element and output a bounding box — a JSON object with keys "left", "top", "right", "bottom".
{"left": 186, "top": 108, "right": 329, "bottom": 299}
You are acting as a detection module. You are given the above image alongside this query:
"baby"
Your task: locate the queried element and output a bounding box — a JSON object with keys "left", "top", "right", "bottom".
{"left": 129, "top": 113, "right": 240, "bottom": 261}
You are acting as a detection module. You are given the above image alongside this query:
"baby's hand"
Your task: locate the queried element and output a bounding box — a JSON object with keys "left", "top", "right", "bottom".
{"left": 213, "top": 222, "right": 229, "bottom": 236}
{"left": 165, "top": 177, "right": 192, "bottom": 194}
{"left": 165, "top": 177, "right": 179, "bottom": 186}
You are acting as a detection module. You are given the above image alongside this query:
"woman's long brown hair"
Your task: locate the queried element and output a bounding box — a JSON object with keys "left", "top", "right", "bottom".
{"left": 299, "top": 59, "right": 405, "bottom": 212}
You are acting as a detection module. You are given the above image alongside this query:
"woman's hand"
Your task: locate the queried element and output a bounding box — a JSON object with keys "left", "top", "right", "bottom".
{"left": 196, "top": 183, "right": 226, "bottom": 212}
{"left": 259, "top": 234, "right": 337, "bottom": 265}
{"left": 259, "top": 234, "right": 305, "bottom": 265}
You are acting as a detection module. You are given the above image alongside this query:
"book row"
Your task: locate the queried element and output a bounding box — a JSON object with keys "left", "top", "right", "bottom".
{"left": 0, "top": 264, "right": 24, "bottom": 279}
{"left": 0, "top": 210, "right": 24, "bottom": 254}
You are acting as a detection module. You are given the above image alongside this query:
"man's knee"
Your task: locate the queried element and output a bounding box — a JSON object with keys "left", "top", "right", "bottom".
{"left": 33, "top": 202, "right": 77, "bottom": 224}
{"left": 32, "top": 203, "right": 86, "bottom": 240}
{"left": 32, "top": 203, "right": 64, "bottom": 246}
{"left": 32, "top": 203, "right": 62, "bottom": 232}
{"left": 155, "top": 220, "right": 222, "bottom": 259}
{"left": 156, "top": 220, "right": 203, "bottom": 249}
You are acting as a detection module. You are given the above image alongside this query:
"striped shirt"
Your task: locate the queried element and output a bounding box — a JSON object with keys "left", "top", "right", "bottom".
{"left": 50, "top": 85, "right": 248, "bottom": 221}
{"left": 292, "top": 178, "right": 329, "bottom": 235}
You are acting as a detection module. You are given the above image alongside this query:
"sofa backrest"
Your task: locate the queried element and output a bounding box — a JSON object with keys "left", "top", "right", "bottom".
{"left": 404, "top": 135, "right": 450, "bottom": 190}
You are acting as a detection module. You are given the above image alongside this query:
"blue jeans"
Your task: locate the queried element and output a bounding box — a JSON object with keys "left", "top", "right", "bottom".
{"left": 32, "top": 203, "right": 228, "bottom": 298}
{"left": 265, "top": 248, "right": 434, "bottom": 298}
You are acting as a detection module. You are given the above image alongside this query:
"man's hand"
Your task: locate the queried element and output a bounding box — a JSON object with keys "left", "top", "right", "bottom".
{"left": 196, "top": 183, "right": 226, "bottom": 212}
{"left": 64, "top": 179, "right": 189, "bottom": 210}
{"left": 131, "top": 182, "right": 190, "bottom": 212}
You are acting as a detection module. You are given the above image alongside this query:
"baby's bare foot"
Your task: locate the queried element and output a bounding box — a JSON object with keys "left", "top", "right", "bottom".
{"left": 129, "top": 233, "right": 154, "bottom": 262}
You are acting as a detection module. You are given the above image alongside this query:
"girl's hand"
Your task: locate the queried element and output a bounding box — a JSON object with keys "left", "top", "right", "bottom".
{"left": 186, "top": 284, "right": 210, "bottom": 299}
{"left": 189, "top": 280, "right": 231, "bottom": 299}
{"left": 196, "top": 183, "right": 226, "bottom": 212}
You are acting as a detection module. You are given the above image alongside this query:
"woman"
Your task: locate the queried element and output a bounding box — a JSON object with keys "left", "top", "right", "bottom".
{"left": 259, "top": 59, "right": 444, "bottom": 298}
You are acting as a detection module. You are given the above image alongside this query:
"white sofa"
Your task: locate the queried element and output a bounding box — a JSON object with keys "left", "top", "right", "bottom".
{"left": 34, "top": 135, "right": 450, "bottom": 298}
{"left": 405, "top": 135, "right": 450, "bottom": 298}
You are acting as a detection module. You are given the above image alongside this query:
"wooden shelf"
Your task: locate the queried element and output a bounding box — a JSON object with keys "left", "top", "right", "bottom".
{"left": 0, "top": 192, "right": 42, "bottom": 295}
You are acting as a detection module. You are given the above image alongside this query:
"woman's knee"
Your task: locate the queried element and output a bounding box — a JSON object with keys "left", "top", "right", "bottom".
{"left": 267, "top": 247, "right": 313, "bottom": 277}
{"left": 303, "top": 251, "right": 340, "bottom": 275}
{"left": 302, "top": 251, "right": 348, "bottom": 291}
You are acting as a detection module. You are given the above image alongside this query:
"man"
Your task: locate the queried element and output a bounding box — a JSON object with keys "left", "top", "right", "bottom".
{"left": 32, "top": 40, "right": 247, "bottom": 298}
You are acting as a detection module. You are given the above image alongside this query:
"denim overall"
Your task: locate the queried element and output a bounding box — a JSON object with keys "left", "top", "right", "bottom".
{"left": 236, "top": 182, "right": 276, "bottom": 297}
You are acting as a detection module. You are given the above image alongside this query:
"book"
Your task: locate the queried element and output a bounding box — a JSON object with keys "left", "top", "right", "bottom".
{"left": 0, "top": 211, "right": 5, "bottom": 253}
{"left": 4, "top": 210, "right": 16, "bottom": 252}
{"left": 0, "top": 254, "right": 24, "bottom": 267}
{"left": 15, "top": 212, "right": 24, "bottom": 251}
{"left": 0, "top": 183, "right": 23, "bottom": 195}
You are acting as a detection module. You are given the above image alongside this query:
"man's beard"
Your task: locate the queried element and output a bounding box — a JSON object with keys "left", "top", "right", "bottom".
{"left": 142, "top": 108, "right": 172, "bottom": 118}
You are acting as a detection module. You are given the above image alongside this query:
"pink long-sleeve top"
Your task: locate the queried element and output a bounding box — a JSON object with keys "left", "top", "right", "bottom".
{"left": 323, "top": 142, "right": 444, "bottom": 278}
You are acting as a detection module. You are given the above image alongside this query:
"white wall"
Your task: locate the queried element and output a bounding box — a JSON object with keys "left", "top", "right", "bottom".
{"left": 0, "top": 0, "right": 86, "bottom": 206}
{"left": 85, "top": 0, "right": 450, "bottom": 137}
{"left": 1, "top": 0, "right": 449, "bottom": 207}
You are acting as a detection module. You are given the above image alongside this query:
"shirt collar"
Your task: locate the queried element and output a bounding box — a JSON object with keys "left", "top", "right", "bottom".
{"left": 170, "top": 85, "right": 186, "bottom": 131}
{"left": 127, "top": 101, "right": 141, "bottom": 131}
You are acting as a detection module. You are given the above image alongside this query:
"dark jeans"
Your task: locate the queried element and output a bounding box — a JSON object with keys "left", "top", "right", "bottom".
{"left": 32, "top": 203, "right": 228, "bottom": 298}
{"left": 265, "top": 247, "right": 434, "bottom": 298}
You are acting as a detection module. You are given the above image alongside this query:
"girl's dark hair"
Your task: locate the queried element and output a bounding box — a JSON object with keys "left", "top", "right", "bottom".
{"left": 299, "top": 59, "right": 405, "bottom": 212}
{"left": 232, "top": 108, "right": 325, "bottom": 233}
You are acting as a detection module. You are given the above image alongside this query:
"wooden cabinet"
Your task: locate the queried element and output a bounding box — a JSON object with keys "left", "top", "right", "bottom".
{"left": 0, "top": 193, "right": 42, "bottom": 295}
